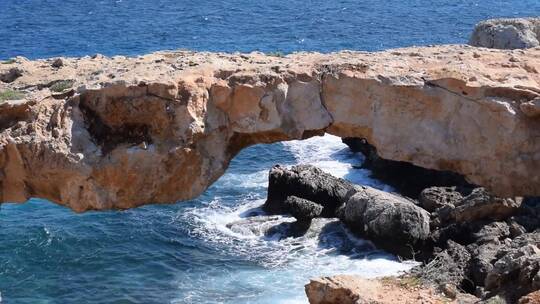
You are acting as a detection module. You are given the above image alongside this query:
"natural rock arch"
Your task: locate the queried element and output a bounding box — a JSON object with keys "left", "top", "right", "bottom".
{"left": 1, "top": 45, "right": 540, "bottom": 212}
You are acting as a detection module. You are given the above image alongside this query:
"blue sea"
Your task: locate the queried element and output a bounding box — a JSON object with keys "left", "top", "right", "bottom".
{"left": 1, "top": 1, "right": 540, "bottom": 303}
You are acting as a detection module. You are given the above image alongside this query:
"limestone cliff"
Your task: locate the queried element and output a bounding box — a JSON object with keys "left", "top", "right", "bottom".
{"left": 1, "top": 45, "right": 539, "bottom": 211}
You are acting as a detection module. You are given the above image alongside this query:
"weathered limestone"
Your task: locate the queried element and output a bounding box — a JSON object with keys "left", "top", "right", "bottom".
{"left": 304, "top": 275, "right": 476, "bottom": 304}
{"left": 1, "top": 45, "right": 540, "bottom": 211}
{"left": 470, "top": 18, "right": 540, "bottom": 49}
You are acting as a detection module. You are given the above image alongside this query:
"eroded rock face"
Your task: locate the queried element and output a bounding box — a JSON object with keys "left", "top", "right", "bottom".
{"left": 1, "top": 45, "right": 540, "bottom": 211}
{"left": 304, "top": 275, "right": 477, "bottom": 304}
{"left": 470, "top": 18, "right": 540, "bottom": 49}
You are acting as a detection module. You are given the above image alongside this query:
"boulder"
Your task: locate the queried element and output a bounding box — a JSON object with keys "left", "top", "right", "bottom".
{"left": 305, "top": 275, "right": 363, "bottom": 304}
{"left": 0, "top": 67, "right": 23, "bottom": 83}
{"left": 470, "top": 18, "right": 540, "bottom": 49}
{"left": 263, "top": 165, "right": 357, "bottom": 217}
{"left": 283, "top": 196, "right": 323, "bottom": 221}
{"left": 419, "top": 186, "right": 468, "bottom": 212}
{"left": 338, "top": 186, "right": 430, "bottom": 257}
{"left": 434, "top": 188, "right": 522, "bottom": 226}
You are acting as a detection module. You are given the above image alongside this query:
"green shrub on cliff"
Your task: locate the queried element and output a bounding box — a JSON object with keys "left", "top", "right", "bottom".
{"left": 1, "top": 59, "right": 16, "bottom": 64}
{"left": 0, "top": 89, "right": 25, "bottom": 102}
{"left": 50, "top": 80, "right": 74, "bottom": 92}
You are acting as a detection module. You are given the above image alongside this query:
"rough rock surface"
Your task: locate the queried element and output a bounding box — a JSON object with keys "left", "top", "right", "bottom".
{"left": 470, "top": 18, "right": 540, "bottom": 49}
{"left": 484, "top": 233, "right": 540, "bottom": 302}
{"left": 282, "top": 195, "right": 323, "bottom": 221}
{"left": 2, "top": 45, "right": 540, "bottom": 211}
{"left": 263, "top": 164, "right": 356, "bottom": 216}
{"left": 342, "top": 138, "right": 473, "bottom": 198}
{"left": 419, "top": 186, "right": 468, "bottom": 212}
{"left": 433, "top": 188, "right": 522, "bottom": 226}
{"left": 338, "top": 186, "right": 430, "bottom": 257}
{"left": 304, "top": 275, "right": 476, "bottom": 304}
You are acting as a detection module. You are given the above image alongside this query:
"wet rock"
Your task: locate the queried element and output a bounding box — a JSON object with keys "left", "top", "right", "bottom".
{"left": 338, "top": 186, "right": 430, "bottom": 257}
{"left": 283, "top": 196, "right": 323, "bottom": 221}
{"left": 0, "top": 67, "right": 23, "bottom": 83}
{"left": 470, "top": 18, "right": 540, "bottom": 49}
{"left": 263, "top": 165, "right": 357, "bottom": 217}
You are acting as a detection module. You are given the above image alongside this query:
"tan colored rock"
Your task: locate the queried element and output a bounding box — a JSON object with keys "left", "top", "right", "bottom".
{"left": 304, "top": 275, "right": 475, "bottom": 304}
{"left": 1, "top": 45, "right": 540, "bottom": 211}
{"left": 519, "top": 290, "right": 540, "bottom": 304}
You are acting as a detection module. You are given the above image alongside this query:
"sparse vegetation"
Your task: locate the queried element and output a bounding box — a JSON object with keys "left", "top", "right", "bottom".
{"left": 50, "top": 80, "right": 74, "bottom": 92}
{"left": 1, "top": 59, "right": 16, "bottom": 64}
{"left": 0, "top": 89, "right": 25, "bottom": 102}
{"left": 380, "top": 275, "right": 422, "bottom": 289}
{"left": 267, "top": 51, "right": 285, "bottom": 58}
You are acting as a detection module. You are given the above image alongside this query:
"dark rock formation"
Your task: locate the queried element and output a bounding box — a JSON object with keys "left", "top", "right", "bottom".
{"left": 263, "top": 165, "right": 357, "bottom": 217}
{"left": 0, "top": 67, "right": 23, "bottom": 83}
{"left": 263, "top": 162, "right": 540, "bottom": 302}
{"left": 419, "top": 186, "right": 469, "bottom": 212}
{"left": 484, "top": 233, "right": 540, "bottom": 302}
{"left": 283, "top": 196, "right": 323, "bottom": 222}
{"left": 342, "top": 138, "right": 473, "bottom": 198}
{"left": 338, "top": 187, "right": 430, "bottom": 258}
{"left": 413, "top": 240, "right": 473, "bottom": 292}
{"left": 433, "top": 188, "right": 522, "bottom": 226}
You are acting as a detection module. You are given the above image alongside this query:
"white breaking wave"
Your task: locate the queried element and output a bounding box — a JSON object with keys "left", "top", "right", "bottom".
{"left": 174, "top": 134, "right": 415, "bottom": 304}
{"left": 282, "top": 134, "right": 393, "bottom": 191}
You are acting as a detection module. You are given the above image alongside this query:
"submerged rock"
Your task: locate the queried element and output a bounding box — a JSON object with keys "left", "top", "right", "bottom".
{"left": 470, "top": 18, "right": 540, "bottom": 49}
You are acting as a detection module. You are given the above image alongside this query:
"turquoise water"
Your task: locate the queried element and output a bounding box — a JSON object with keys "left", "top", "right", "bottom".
{"left": 1, "top": 1, "right": 540, "bottom": 303}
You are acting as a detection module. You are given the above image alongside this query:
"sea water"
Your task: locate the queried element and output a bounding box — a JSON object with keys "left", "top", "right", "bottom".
{"left": 1, "top": 1, "right": 540, "bottom": 303}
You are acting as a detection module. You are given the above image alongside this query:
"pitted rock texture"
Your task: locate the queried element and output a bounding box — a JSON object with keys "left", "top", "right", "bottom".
{"left": 470, "top": 18, "right": 540, "bottom": 49}
{"left": 1, "top": 45, "right": 540, "bottom": 211}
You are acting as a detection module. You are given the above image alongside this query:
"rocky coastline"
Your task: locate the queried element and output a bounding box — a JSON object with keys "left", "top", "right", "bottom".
{"left": 266, "top": 148, "right": 538, "bottom": 303}
{"left": 1, "top": 17, "right": 540, "bottom": 304}
{"left": 2, "top": 38, "right": 540, "bottom": 211}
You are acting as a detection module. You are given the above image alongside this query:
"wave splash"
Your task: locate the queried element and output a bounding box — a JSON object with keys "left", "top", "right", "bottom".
{"left": 173, "top": 135, "right": 415, "bottom": 303}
